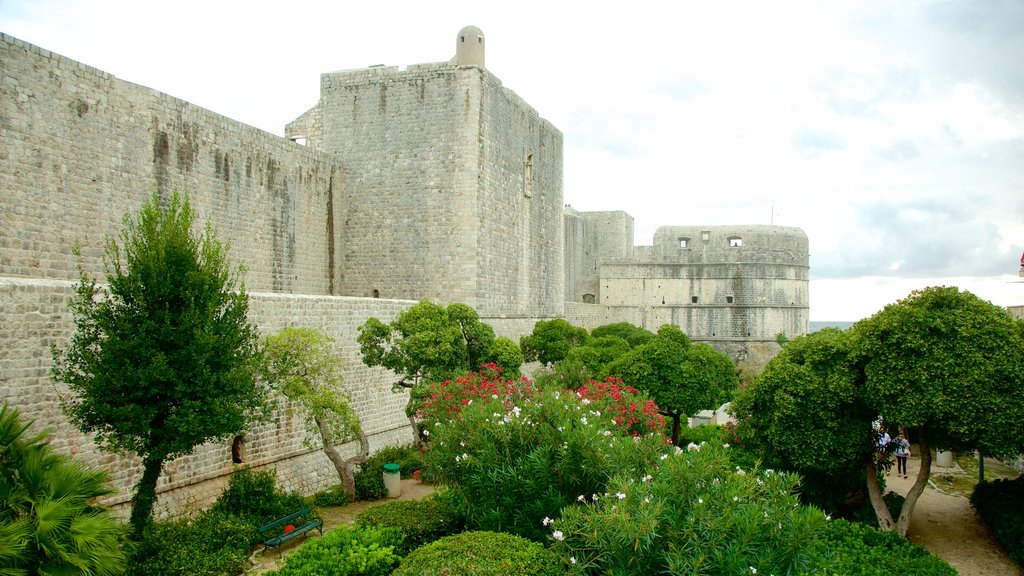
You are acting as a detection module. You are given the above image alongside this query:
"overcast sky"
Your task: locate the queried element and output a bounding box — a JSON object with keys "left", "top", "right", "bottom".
{"left": 3, "top": 0, "right": 1022, "bottom": 321}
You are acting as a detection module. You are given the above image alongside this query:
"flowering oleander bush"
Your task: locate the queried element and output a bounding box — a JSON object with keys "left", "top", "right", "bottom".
{"left": 421, "top": 372, "right": 667, "bottom": 541}
{"left": 571, "top": 378, "right": 665, "bottom": 437}
{"left": 416, "top": 364, "right": 535, "bottom": 433}
{"left": 549, "top": 442, "right": 827, "bottom": 575}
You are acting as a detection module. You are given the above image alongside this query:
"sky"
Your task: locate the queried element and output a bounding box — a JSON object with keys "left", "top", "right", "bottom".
{"left": 2, "top": 0, "right": 1022, "bottom": 321}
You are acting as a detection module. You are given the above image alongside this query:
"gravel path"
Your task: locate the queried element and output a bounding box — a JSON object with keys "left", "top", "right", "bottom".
{"left": 888, "top": 457, "right": 1021, "bottom": 576}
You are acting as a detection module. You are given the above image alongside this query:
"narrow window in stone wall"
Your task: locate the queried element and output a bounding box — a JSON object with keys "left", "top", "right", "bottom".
{"left": 372, "top": 289, "right": 380, "bottom": 298}
{"left": 679, "top": 237, "right": 689, "bottom": 248}
{"left": 701, "top": 231, "right": 711, "bottom": 242}
{"left": 691, "top": 296, "right": 699, "bottom": 304}
{"left": 583, "top": 293, "right": 596, "bottom": 304}
{"left": 728, "top": 236, "right": 743, "bottom": 247}
{"left": 726, "top": 295, "right": 734, "bottom": 304}
{"left": 231, "top": 435, "right": 246, "bottom": 464}
{"left": 524, "top": 153, "right": 534, "bottom": 198}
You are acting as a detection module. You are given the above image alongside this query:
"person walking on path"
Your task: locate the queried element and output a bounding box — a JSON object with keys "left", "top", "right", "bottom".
{"left": 894, "top": 433, "right": 911, "bottom": 478}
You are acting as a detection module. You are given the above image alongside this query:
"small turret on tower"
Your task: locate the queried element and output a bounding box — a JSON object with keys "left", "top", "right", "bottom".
{"left": 455, "top": 25, "right": 485, "bottom": 68}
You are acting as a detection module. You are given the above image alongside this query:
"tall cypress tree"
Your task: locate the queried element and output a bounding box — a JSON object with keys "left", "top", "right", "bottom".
{"left": 52, "top": 191, "right": 266, "bottom": 539}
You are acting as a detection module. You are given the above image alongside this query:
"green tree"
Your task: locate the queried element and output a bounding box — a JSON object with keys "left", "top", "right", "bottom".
{"left": 731, "top": 329, "right": 876, "bottom": 513}
{"left": 851, "top": 286, "right": 1024, "bottom": 535}
{"left": 735, "top": 288, "right": 1024, "bottom": 536}
{"left": 0, "top": 403, "right": 126, "bottom": 575}
{"left": 52, "top": 191, "right": 265, "bottom": 539}
{"left": 261, "top": 328, "right": 368, "bottom": 497}
{"left": 519, "top": 318, "right": 590, "bottom": 365}
{"left": 605, "top": 325, "right": 738, "bottom": 444}
{"left": 590, "top": 322, "right": 656, "bottom": 348}
{"left": 357, "top": 301, "right": 510, "bottom": 441}
{"left": 550, "top": 335, "right": 632, "bottom": 388}
{"left": 486, "top": 337, "right": 525, "bottom": 379}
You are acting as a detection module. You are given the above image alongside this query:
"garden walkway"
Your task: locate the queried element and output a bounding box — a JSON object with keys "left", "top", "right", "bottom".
{"left": 249, "top": 479, "right": 435, "bottom": 574}
{"left": 889, "top": 456, "right": 1021, "bottom": 576}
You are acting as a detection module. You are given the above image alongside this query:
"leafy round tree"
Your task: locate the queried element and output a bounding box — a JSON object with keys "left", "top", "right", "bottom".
{"left": 0, "top": 403, "right": 125, "bottom": 575}
{"left": 850, "top": 286, "right": 1024, "bottom": 534}
{"left": 550, "top": 335, "right": 633, "bottom": 388}
{"left": 261, "top": 327, "right": 368, "bottom": 497}
{"left": 605, "top": 325, "right": 738, "bottom": 444}
{"left": 358, "top": 301, "right": 498, "bottom": 391}
{"left": 590, "top": 322, "right": 656, "bottom": 348}
{"left": 519, "top": 318, "right": 590, "bottom": 365}
{"left": 731, "top": 328, "right": 877, "bottom": 513}
{"left": 357, "top": 300, "right": 508, "bottom": 442}
{"left": 52, "top": 191, "right": 265, "bottom": 539}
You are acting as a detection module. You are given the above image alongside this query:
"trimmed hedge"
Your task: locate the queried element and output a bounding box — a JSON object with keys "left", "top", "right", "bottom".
{"left": 391, "top": 531, "right": 562, "bottom": 576}
{"left": 355, "top": 495, "right": 465, "bottom": 553}
{"left": 265, "top": 525, "right": 403, "bottom": 576}
{"left": 810, "top": 518, "right": 956, "bottom": 575}
{"left": 971, "top": 477, "right": 1024, "bottom": 567}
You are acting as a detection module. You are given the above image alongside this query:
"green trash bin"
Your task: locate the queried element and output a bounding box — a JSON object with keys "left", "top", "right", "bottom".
{"left": 383, "top": 463, "right": 402, "bottom": 498}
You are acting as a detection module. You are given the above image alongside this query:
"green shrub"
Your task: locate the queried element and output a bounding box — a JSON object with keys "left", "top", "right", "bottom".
{"left": 355, "top": 495, "right": 465, "bottom": 553}
{"left": 421, "top": 374, "right": 667, "bottom": 541}
{"left": 808, "top": 518, "right": 956, "bottom": 575}
{"left": 209, "top": 466, "right": 307, "bottom": 544}
{"left": 353, "top": 444, "right": 424, "bottom": 501}
{"left": 266, "top": 524, "right": 403, "bottom": 576}
{"left": 391, "top": 531, "right": 561, "bottom": 576}
{"left": 676, "top": 423, "right": 725, "bottom": 445}
{"left": 849, "top": 490, "right": 904, "bottom": 526}
{"left": 310, "top": 484, "right": 353, "bottom": 507}
{"left": 551, "top": 442, "right": 826, "bottom": 575}
{"left": 127, "top": 509, "right": 254, "bottom": 576}
{"left": 971, "top": 477, "right": 1024, "bottom": 567}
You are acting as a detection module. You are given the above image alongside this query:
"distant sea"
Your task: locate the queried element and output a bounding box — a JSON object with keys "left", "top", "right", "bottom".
{"left": 809, "top": 321, "right": 854, "bottom": 332}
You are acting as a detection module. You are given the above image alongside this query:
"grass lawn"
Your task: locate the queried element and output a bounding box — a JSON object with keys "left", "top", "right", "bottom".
{"left": 929, "top": 452, "right": 1020, "bottom": 498}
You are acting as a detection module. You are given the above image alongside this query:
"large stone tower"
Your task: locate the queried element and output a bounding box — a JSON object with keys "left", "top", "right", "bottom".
{"left": 287, "top": 26, "right": 564, "bottom": 331}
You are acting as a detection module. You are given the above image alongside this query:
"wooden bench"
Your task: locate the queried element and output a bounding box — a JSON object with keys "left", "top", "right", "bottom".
{"left": 258, "top": 508, "right": 323, "bottom": 555}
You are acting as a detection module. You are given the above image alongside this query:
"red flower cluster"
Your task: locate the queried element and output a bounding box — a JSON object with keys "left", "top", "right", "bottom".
{"left": 573, "top": 377, "right": 666, "bottom": 437}
{"left": 417, "top": 364, "right": 533, "bottom": 424}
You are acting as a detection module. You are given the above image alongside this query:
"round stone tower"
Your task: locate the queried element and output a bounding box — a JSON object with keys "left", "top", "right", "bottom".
{"left": 455, "top": 25, "right": 485, "bottom": 67}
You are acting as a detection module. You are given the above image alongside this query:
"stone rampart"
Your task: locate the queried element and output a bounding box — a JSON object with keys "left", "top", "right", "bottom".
{"left": 0, "top": 33, "right": 341, "bottom": 295}
{"left": 0, "top": 276, "right": 416, "bottom": 515}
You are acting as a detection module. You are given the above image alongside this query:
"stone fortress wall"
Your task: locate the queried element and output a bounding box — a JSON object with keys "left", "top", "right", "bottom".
{"left": 563, "top": 210, "right": 809, "bottom": 363}
{"left": 0, "top": 33, "right": 417, "bottom": 514}
{"left": 287, "top": 29, "right": 564, "bottom": 322}
{"left": 0, "top": 26, "right": 808, "bottom": 515}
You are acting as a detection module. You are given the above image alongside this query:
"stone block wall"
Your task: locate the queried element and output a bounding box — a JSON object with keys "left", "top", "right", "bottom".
{"left": 311, "top": 63, "right": 479, "bottom": 305}
{"left": 564, "top": 209, "right": 634, "bottom": 304}
{"left": 0, "top": 33, "right": 341, "bottom": 295}
{"left": 477, "top": 72, "right": 564, "bottom": 318}
{"left": 297, "top": 62, "right": 563, "bottom": 320}
{"left": 0, "top": 275, "right": 416, "bottom": 516}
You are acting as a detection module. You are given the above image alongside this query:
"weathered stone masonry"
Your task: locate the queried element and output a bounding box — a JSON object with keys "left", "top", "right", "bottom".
{"left": 0, "top": 32, "right": 414, "bottom": 514}
{"left": 1, "top": 26, "right": 808, "bottom": 515}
